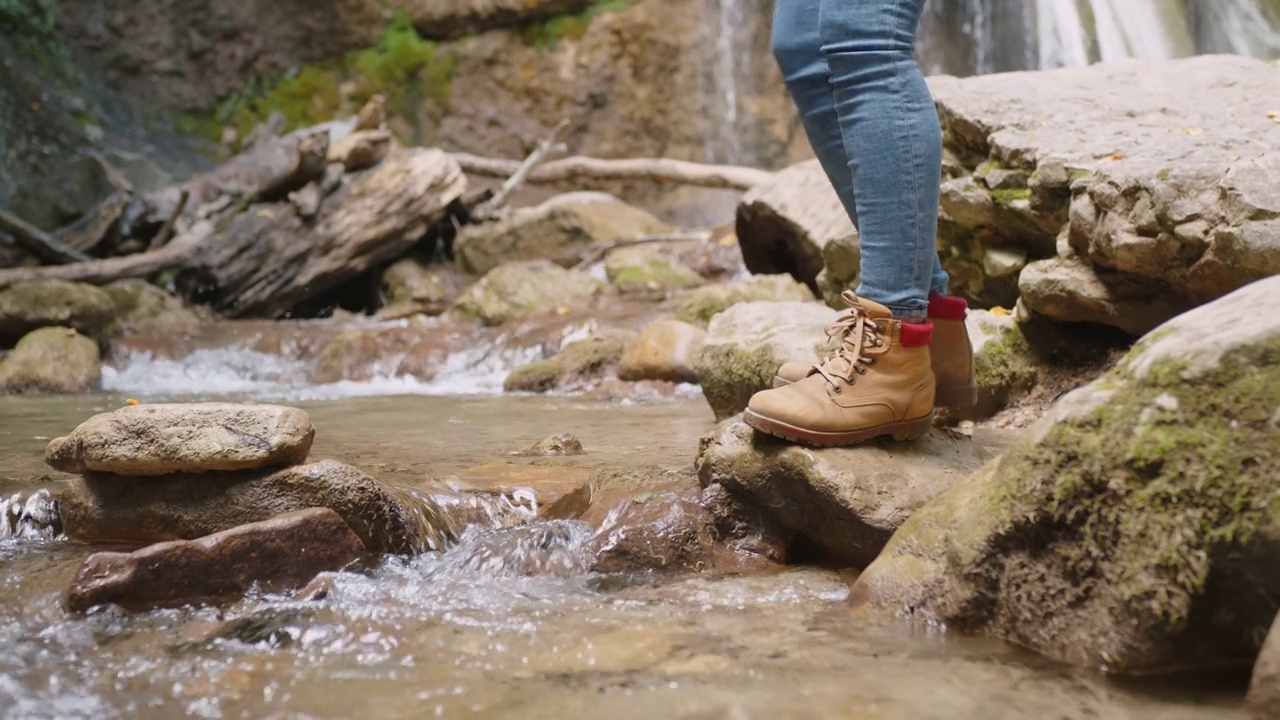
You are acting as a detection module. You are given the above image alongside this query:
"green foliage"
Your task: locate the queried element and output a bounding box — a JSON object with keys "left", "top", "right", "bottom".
{"left": 522, "top": 0, "right": 632, "bottom": 51}
{"left": 0, "top": 0, "right": 77, "bottom": 78}
{"left": 203, "top": 11, "right": 454, "bottom": 143}
{"left": 989, "top": 188, "right": 1032, "bottom": 206}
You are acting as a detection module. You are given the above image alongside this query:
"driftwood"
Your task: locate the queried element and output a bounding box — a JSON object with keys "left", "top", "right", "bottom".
{"left": 471, "top": 119, "right": 569, "bottom": 221}
{"left": 0, "top": 210, "right": 94, "bottom": 265}
{"left": 54, "top": 193, "right": 132, "bottom": 253}
{"left": 147, "top": 190, "right": 190, "bottom": 251}
{"left": 452, "top": 153, "right": 774, "bottom": 191}
{"left": 0, "top": 224, "right": 211, "bottom": 290}
{"left": 176, "top": 148, "right": 468, "bottom": 318}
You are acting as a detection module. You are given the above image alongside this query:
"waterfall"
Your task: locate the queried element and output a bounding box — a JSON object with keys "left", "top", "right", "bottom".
{"left": 1037, "top": 0, "right": 1194, "bottom": 68}
{"left": 1188, "top": 0, "right": 1280, "bottom": 58}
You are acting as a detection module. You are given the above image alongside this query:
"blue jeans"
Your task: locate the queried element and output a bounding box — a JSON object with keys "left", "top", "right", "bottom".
{"left": 772, "top": 0, "right": 948, "bottom": 319}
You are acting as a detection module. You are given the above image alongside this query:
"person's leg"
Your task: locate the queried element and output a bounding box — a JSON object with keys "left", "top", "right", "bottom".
{"left": 819, "top": 0, "right": 941, "bottom": 320}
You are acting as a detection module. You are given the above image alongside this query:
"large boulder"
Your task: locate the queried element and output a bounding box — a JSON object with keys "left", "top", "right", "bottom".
{"left": 45, "top": 403, "right": 316, "bottom": 476}
{"left": 452, "top": 260, "right": 606, "bottom": 326}
{"left": 604, "top": 246, "right": 704, "bottom": 294}
{"left": 103, "top": 280, "right": 206, "bottom": 336}
{"left": 0, "top": 281, "right": 116, "bottom": 343}
{"left": 929, "top": 55, "right": 1280, "bottom": 330}
{"left": 693, "top": 301, "right": 838, "bottom": 421}
{"left": 57, "top": 459, "right": 424, "bottom": 554}
{"left": 64, "top": 508, "right": 365, "bottom": 613}
{"left": 675, "top": 274, "right": 815, "bottom": 327}
{"left": 1017, "top": 256, "right": 1194, "bottom": 336}
{"left": 504, "top": 332, "right": 627, "bottom": 393}
{"left": 852, "top": 274, "right": 1280, "bottom": 674}
{"left": 617, "top": 320, "right": 705, "bottom": 384}
{"left": 696, "top": 419, "right": 1003, "bottom": 567}
{"left": 0, "top": 327, "right": 100, "bottom": 394}
{"left": 454, "top": 193, "right": 671, "bottom": 276}
{"left": 735, "top": 159, "right": 857, "bottom": 292}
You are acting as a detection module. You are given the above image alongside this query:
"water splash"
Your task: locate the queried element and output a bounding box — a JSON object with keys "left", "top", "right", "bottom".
{"left": 430, "top": 521, "right": 597, "bottom": 579}
{"left": 0, "top": 489, "right": 61, "bottom": 541}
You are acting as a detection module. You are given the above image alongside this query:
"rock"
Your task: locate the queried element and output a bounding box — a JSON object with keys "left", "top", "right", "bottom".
{"left": 452, "top": 260, "right": 606, "bottom": 326}
{"left": 103, "top": 280, "right": 205, "bottom": 336}
{"left": 518, "top": 433, "right": 586, "bottom": 457}
{"left": 815, "top": 232, "right": 861, "bottom": 309}
{"left": 674, "top": 274, "right": 815, "bottom": 327}
{"left": 64, "top": 508, "right": 364, "bottom": 614}
{"left": 46, "top": 403, "right": 315, "bottom": 476}
{"left": 0, "top": 327, "right": 101, "bottom": 394}
{"left": 503, "top": 333, "right": 626, "bottom": 393}
{"left": 696, "top": 418, "right": 1000, "bottom": 567}
{"left": 698, "top": 483, "right": 788, "bottom": 568}
{"left": 693, "top": 301, "right": 838, "bottom": 420}
{"left": 967, "top": 310, "right": 1038, "bottom": 419}
{"left": 379, "top": 256, "right": 464, "bottom": 317}
{"left": 1249, "top": 613, "right": 1280, "bottom": 720}
{"left": 930, "top": 55, "right": 1280, "bottom": 330}
{"left": 852, "top": 274, "right": 1280, "bottom": 673}
{"left": 57, "top": 459, "right": 422, "bottom": 554}
{"left": 326, "top": 129, "right": 392, "bottom": 171}
{"left": 604, "top": 246, "right": 704, "bottom": 294}
{"left": 617, "top": 320, "right": 705, "bottom": 384}
{"left": 407, "top": 0, "right": 593, "bottom": 40}
{"left": 454, "top": 193, "right": 671, "bottom": 276}
{"left": 589, "top": 493, "right": 719, "bottom": 574}
{"left": 735, "top": 159, "right": 858, "bottom": 291}
{"left": 1018, "top": 256, "right": 1193, "bottom": 336}
{"left": 0, "top": 281, "right": 116, "bottom": 343}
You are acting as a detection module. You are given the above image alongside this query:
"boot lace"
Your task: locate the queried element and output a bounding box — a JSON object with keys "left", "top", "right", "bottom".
{"left": 813, "top": 291, "right": 885, "bottom": 391}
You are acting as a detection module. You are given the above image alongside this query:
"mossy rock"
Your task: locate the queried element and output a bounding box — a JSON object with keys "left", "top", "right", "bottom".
{"left": 675, "top": 275, "right": 815, "bottom": 327}
{"left": 103, "top": 280, "right": 205, "bottom": 336}
{"left": 604, "top": 246, "right": 703, "bottom": 294}
{"left": 0, "top": 280, "right": 116, "bottom": 344}
{"left": 815, "top": 233, "right": 861, "bottom": 309}
{"left": 0, "top": 326, "right": 100, "bottom": 394}
{"left": 692, "top": 301, "right": 838, "bottom": 420}
{"left": 504, "top": 332, "right": 627, "bottom": 393}
{"left": 967, "top": 309, "right": 1038, "bottom": 418}
{"left": 853, "top": 274, "right": 1280, "bottom": 674}
{"left": 452, "top": 260, "right": 606, "bottom": 326}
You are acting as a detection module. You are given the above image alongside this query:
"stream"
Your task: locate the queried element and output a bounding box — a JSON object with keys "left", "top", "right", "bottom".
{"left": 0, "top": 352, "right": 1253, "bottom": 718}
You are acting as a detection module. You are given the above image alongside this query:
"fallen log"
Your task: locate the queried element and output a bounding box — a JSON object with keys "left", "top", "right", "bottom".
{"left": 54, "top": 192, "right": 132, "bottom": 254}
{"left": 471, "top": 119, "right": 569, "bottom": 221}
{"left": 0, "top": 210, "right": 94, "bottom": 265}
{"left": 176, "top": 148, "right": 467, "bottom": 318}
{"left": 451, "top": 154, "right": 775, "bottom": 191}
{"left": 0, "top": 223, "right": 211, "bottom": 290}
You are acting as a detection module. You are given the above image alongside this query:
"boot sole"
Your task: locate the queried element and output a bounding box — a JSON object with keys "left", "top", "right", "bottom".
{"left": 742, "top": 408, "right": 934, "bottom": 447}
{"left": 772, "top": 374, "right": 978, "bottom": 411}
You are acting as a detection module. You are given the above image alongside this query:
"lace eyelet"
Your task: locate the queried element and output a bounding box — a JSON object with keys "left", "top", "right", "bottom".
{"left": 868, "top": 358, "right": 877, "bottom": 366}
{"left": 833, "top": 386, "right": 843, "bottom": 394}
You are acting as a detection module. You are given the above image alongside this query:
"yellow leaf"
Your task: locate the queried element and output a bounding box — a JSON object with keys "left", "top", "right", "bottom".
{"left": 256, "top": 208, "right": 274, "bottom": 218}
{"left": 556, "top": 306, "right": 570, "bottom": 315}
{"left": 125, "top": 398, "right": 141, "bottom": 406}
{"left": 991, "top": 306, "right": 1011, "bottom": 317}
{"left": 1268, "top": 110, "right": 1280, "bottom": 124}
{"left": 1183, "top": 127, "right": 1204, "bottom": 136}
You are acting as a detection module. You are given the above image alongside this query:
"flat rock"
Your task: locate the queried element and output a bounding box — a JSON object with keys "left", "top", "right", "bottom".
{"left": 452, "top": 259, "right": 606, "bottom": 326}
{"left": 57, "top": 459, "right": 423, "bottom": 554}
{"left": 735, "top": 159, "right": 857, "bottom": 292}
{"left": 696, "top": 418, "right": 1004, "bottom": 567}
{"left": 64, "top": 508, "right": 364, "bottom": 613}
{"left": 0, "top": 280, "right": 116, "bottom": 343}
{"left": 693, "top": 301, "right": 837, "bottom": 420}
{"left": 0, "top": 327, "right": 100, "bottom": 394}
{"left": 46, "top": 403, "right": 315, "bottom": 476}
{"left": 455, "top": 192, "right": 671, "bottom": 276}
{"left": 617, "top": 319, "right": 705, "bottom": 384}
{"left": 852, "top": 273, "right": 1280, "bottom": 674}
{"left": 675, "top": 274, "right": 815, "bottom": 327}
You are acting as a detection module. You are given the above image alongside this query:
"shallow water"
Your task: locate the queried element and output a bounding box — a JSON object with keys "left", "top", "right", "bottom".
{"left": 0, "top": 389, "right": 1252, "bottom": 719}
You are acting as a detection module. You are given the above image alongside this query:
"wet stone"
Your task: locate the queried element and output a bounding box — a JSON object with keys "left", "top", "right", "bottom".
{"left": 64, "top": 508, "right": 365, "bottom": 614}
{"left": 517, "top": 433, "right": 586, "bottom": 456}
{"left": 45, "top": 402, "right": 316, "bottom": 476}
{"left": 589, "top": 492, "right": 719, "bottom": 574}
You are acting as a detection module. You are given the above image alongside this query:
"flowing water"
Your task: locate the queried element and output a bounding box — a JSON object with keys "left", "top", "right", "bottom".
{"left": 0, "top": 344, "right": 1259, "bottom": 718}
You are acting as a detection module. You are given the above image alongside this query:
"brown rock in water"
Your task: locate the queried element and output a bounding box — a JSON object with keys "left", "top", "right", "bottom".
{"left": 852, "top": 275, "right": 1280, "bottom": 674}
{"left": 45, "top": 403, "right": 315, "bottom": 476}
{"left": 617, "top": 320, "right": 705, "bottom": 384}
{"left": 0, "top": 280, "right": 116, "bottom": 343}
{"left": 378, "top": 256, "right": 464, "bottom": 317}
{"left": 102, "top": 280, "right": 206, "bottom": 336}
{"left": 503, "top": 333, "right": 627, "bottom": 393}
{"left": 698, "top": 483, "right": 788, "bottom": 568}
{"left": 57, "top": 459, "right": 423, "bottom": 554}
{"left": 695, "top": 417, "right": 1003, "bottom": 568}
{"left": 735, "top": 159, "right": 858, "bottom": 293}
{"left": 0, "top": 327, "right": 100, "bottom": 394}
{"left": 1248, "top": 612, "right": 1280, "bottom": 720}
{"left": 589, "top": 493, "right": 719, "bottom": 574}
{"left": 518, "top": 433, "right": 586, "bottom": 457}
{"left": 64, "top": 508, "right": 364, "bottom": 614}
{"left": 453, "top": 192, "right": 671, "bottom": 276}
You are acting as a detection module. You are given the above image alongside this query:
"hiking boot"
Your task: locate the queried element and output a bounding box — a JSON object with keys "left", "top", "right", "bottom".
{"left": 772, "top": 293, "right": 977, "bottom": 410}
{"left": 743, "top": 293, "right": 935, "bottom": 447}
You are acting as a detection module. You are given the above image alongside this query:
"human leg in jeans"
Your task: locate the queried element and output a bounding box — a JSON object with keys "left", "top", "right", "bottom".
{"left": 744, "top": 0, "right": 975, "bottom": 446}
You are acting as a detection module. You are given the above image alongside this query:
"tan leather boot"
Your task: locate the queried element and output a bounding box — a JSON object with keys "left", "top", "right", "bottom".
{"left": 772, "top": 294, "right": 977, "bottom": 410}
{"left": 743, "top": 294, "right": 935, "bottom": 446}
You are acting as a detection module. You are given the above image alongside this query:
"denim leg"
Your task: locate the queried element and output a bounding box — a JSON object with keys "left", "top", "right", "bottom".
{"left": 816, "top": 0, "right": 943, "bottom": 319}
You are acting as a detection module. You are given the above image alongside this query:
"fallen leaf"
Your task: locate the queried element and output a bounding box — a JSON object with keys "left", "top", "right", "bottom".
{"left": 256, "top": 208, "right": 274, "bottom": 218}
{"left": 556, "top": 306, "right": 570, "bottom": 315}
{"left": 125, "top": 398, "right": 140, "bottom": 406}
{"left": 991, "top": 306, "right": 1011, "bottom": 317}
{"left": 1268, "top": 110, "right": 1280, "bottom": 124}
{"left": 1183, "top": 127, "right": 1204, "bottom": 136}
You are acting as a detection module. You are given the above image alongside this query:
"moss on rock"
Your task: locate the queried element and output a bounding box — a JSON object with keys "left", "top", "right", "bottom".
{"left": 453, "top": 260, "right": 606, "bottom": 326}
{"left": 0, "top": 280, "right": 117, "bottom": 344}
{"left": 605, "top": 246, "right": 703, "bottom": 294}
{"left": 0, "top": 326, "right": 100, "bottom": 394}
{"left": 504, "top": 332, "right": 627, "bottom": 393}
{"left": 675, "top": 275, "right": 814, "bottom": 326}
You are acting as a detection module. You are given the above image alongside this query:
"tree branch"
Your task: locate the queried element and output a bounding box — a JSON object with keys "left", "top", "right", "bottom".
{"left": 0, "top": 210, "right": 94, "bottom": 265}
{"left": 0, "top": 224, "right": 210, "bottom": 290}
{"left": 452, "top": 153, "right": 774, "bottom": 191}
